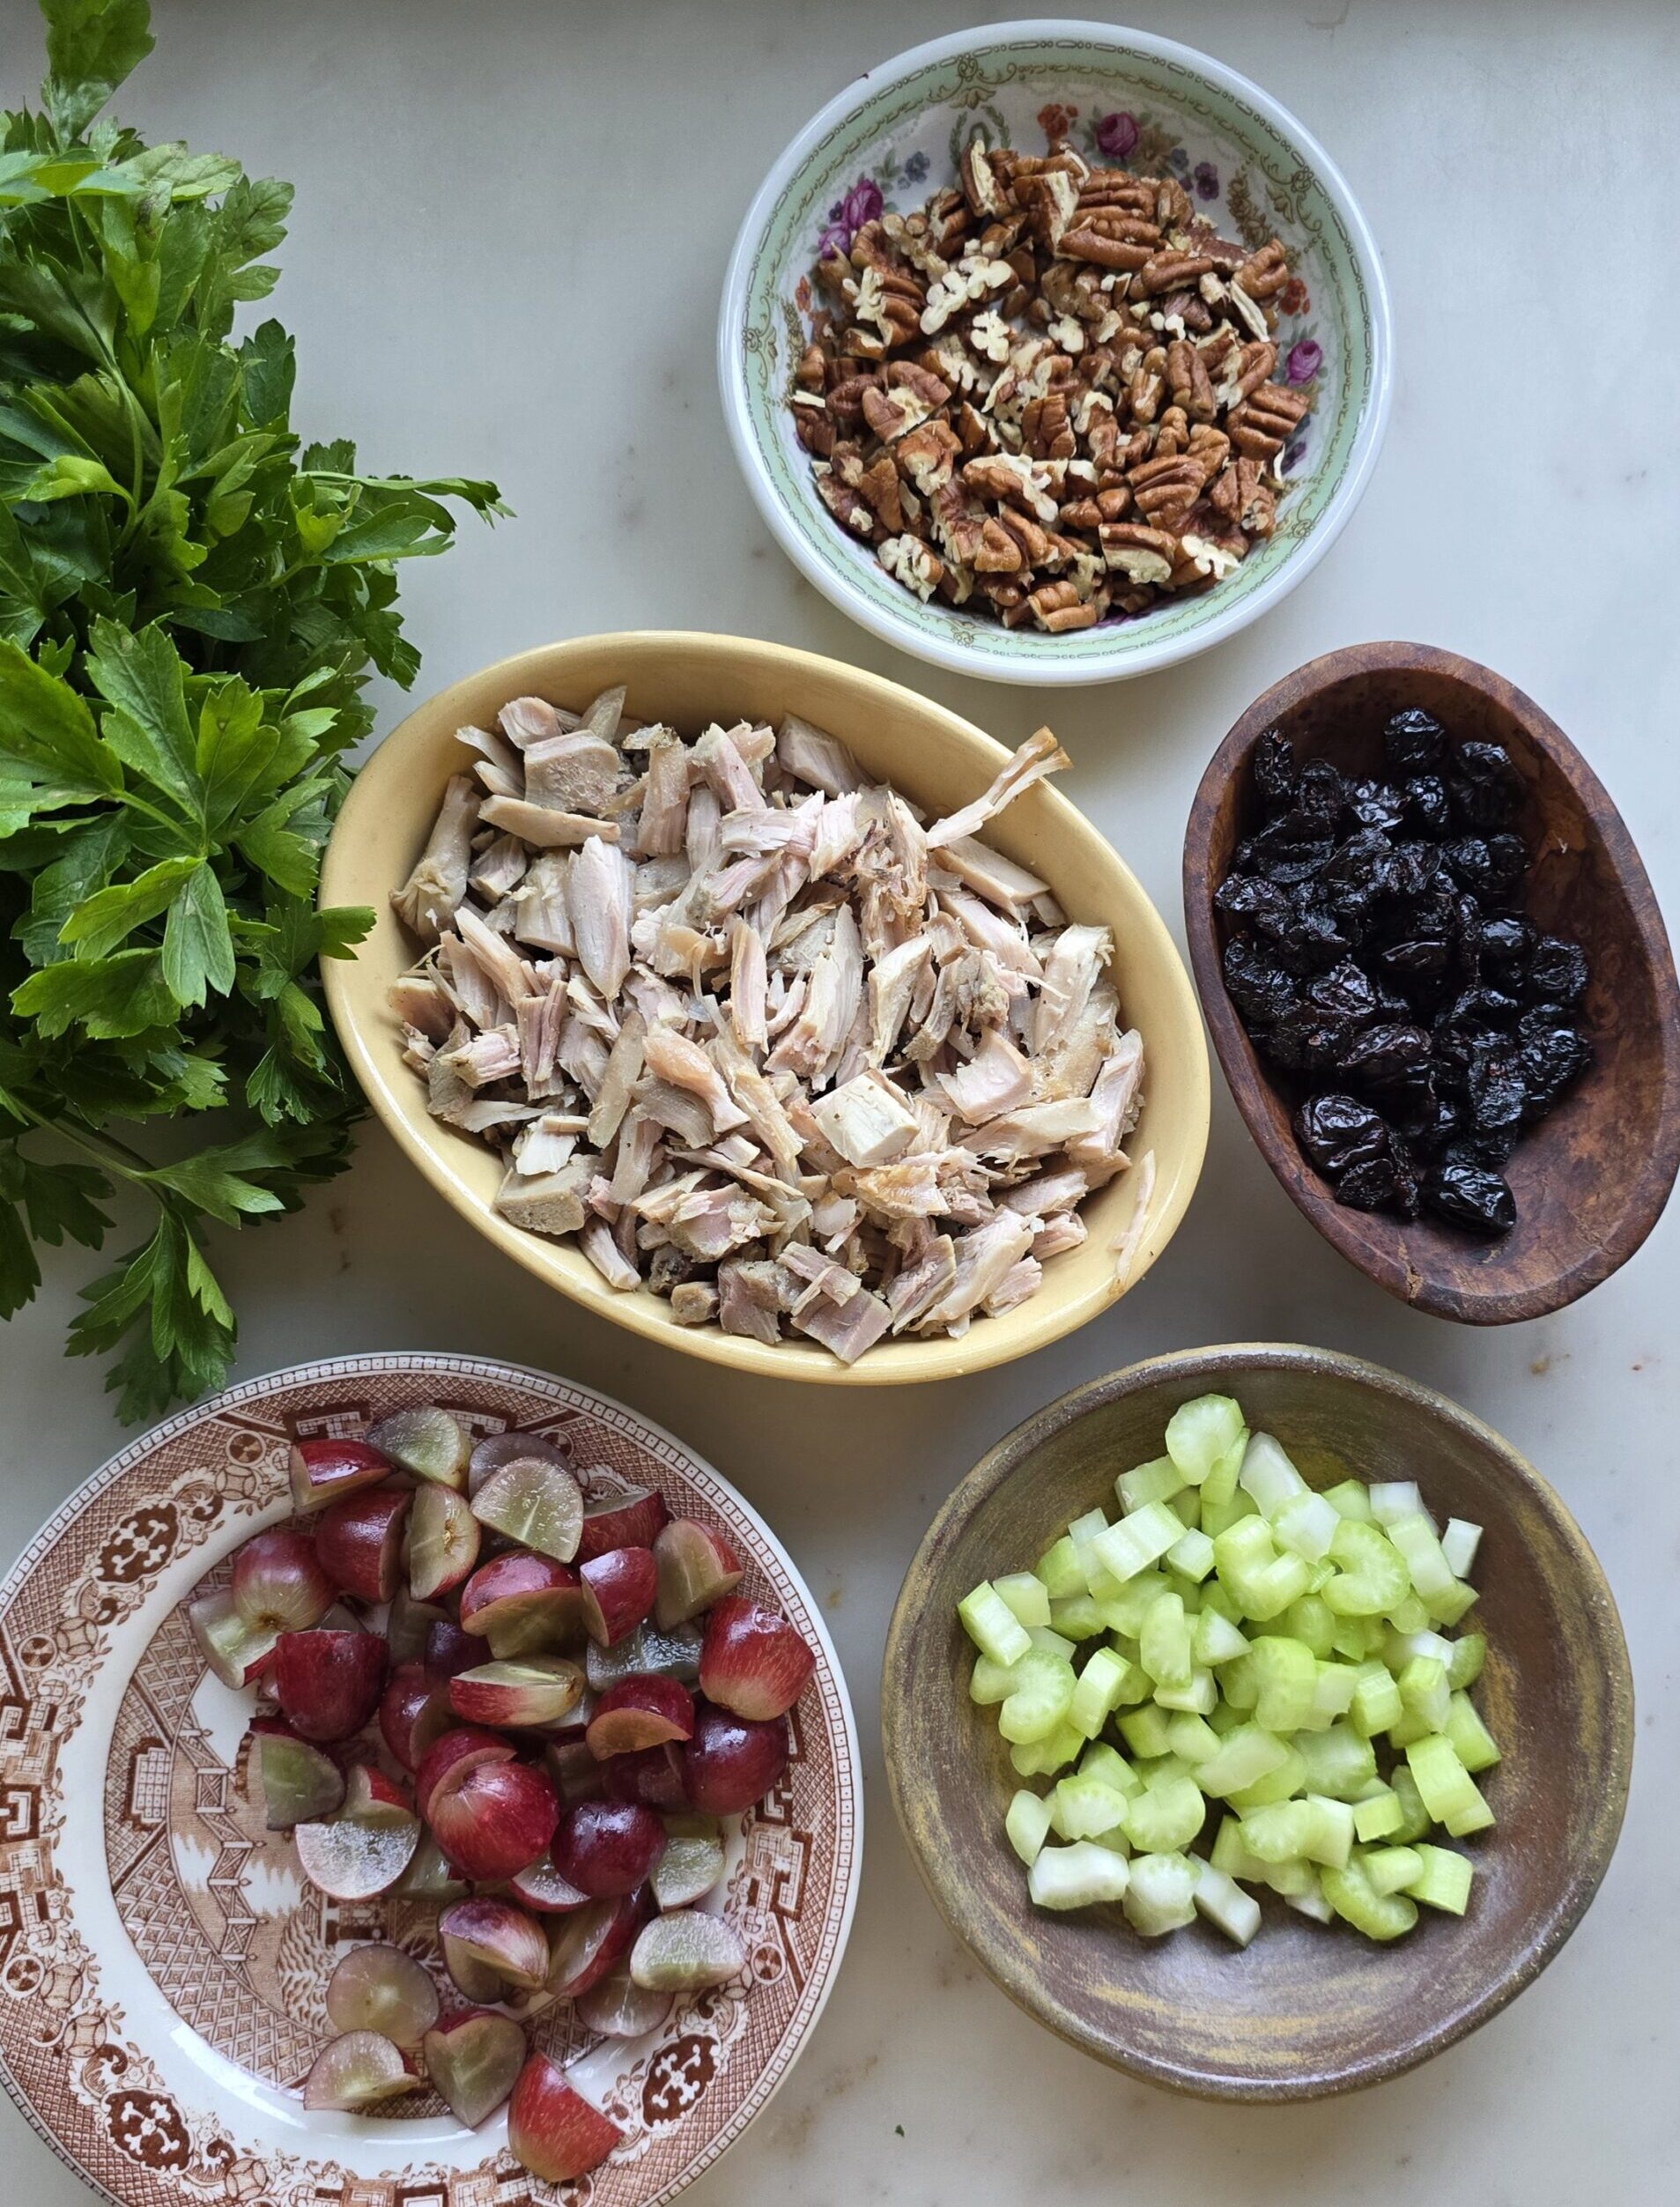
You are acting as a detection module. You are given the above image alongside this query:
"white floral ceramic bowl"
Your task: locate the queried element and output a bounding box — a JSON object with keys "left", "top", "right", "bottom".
{"left": 0, "top": 1355, "right": 862, "bottom": 2207}
{"left": 719, "top": 19, "right": 1393, "bottom": 686}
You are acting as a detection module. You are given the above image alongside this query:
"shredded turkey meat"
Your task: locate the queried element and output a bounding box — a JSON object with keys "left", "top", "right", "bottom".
{"left": 389, "top": 688, "right": 1146, "bottom": 1361}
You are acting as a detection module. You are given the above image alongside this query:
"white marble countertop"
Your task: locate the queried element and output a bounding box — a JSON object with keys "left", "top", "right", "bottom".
{"left": 4, "top": 1, "right": 1677, "bottom": 2199}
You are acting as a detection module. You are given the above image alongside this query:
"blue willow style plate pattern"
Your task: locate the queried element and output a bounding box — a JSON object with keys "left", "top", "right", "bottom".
{"left": 720, "top": 20, "right": 1393, "bottom": 685}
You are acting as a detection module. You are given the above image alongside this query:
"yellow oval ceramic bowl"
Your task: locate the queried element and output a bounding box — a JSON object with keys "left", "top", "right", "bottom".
{"left": 320, "top": 633, "right": 1210, "bottom": 1383}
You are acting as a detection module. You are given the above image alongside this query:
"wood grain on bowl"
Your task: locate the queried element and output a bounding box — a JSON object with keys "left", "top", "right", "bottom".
{"left": 881, "top": 1345, "right": 1633, "bottom": 2100}
{"left": 320, "top": 632, "right": 1210, "bottom": 1383}
{"left": 1182, "top": 643, "right": 1680, "bottom": 1323}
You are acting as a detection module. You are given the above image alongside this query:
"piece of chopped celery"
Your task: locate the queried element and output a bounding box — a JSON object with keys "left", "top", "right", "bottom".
{"left": 1171, "top": 1489, "right": 1202, "bottom": 1530}
{"left": 996, "top": 1648, "right": 1077, "bottom": 1744}
{"left": 1092, "top": 1501, "right": 1185, "bottom": 1584}
{"left": 1388, "top": 1763, "right": 1432, "bottom": 1844}
{"left": 1300, "top": 1794, "right": 1355, "bottom": 1869}
{"left": 1200, "top": 1487, "right": 1257, "bottom": 1537}
{"left": 1385, "top": 1625, "right": 1454, "bottom": 1670}
{"left": 1238, "top": 1433, "right": 1309, "bottom": 1517}
{"left": 1052, "top": 1771, "right": 1131, "bottom": 1841}
{"left": 1029, "top": 1840, "right": 1130, "bottom": 1910}
{"left": 994, "top": 1571, "right": 1051, "bottom": 1629}
{"left": 1094, "top": 1570, "right": 1169, "bottom": 1638}
{"left": 1406, "top": 1734, "right": 1493, "bottom": 1834}
{"left": 1193, "top": 1857, "right": 1262, "bottom": 1947}
{"left": 970, "top": 1654, "right": 1024, "bottom": 1705}
{"left": 1397, "top": 1654, "right": 1451, "bottom": 1735}
{"left": 1425, "top": 1578, "right": 1480, "bottom": 1627}
{"left": 1388, "top": 1592, "right": 1430, "bottom": 1633}
{"left": 1197, "top": 1723, "right": 1289, "bottom": 1800}
{"left": 1291, "top": 1722, "right": 1377, "bottom": 1800}
{"left": 1006, "top": 1788, "right": 1053, "bottom": 1865}
{"left": 1226, "top": 1744, "right": 1306, "bottom": 1810}
{"left": 1273, "top": 1488, "right": 1340, "bottom": 1564}
{"left": 1117, "top": 1704, "right": 1173, "bottom": 1759}
{"left": 1332, "top": 1613, "right": 1384, "bottom": 1663}
{"left": 1406, "top": 1843, "right": 1475, "bottom": 1914}
{"left": 958, "top": 1581, "right": 1032, "bottom": 1666}
{"left": 1249, "top": 1635, "right": 1317, "bottom": 1731}
{"left": 1238, "top": 1799, "right": 1314, "bottom": 1863}
{"left": 1322, "top": 1519, "right": 1409, "bottom": 1617}
{"left": 1306, "top": 1660, "right": 1360, "bottom": 1729}
{"left": 1124, "top": 1769, "right": 1206, "bottom": 1855}
{"left": 1152, "top": 1667, "right": 1219, "bottom": 1714}
{"left": 1028, "top": 1624, "right": 1077, "bottom": 1659}
{"left": 1140, "top": 1590, "right": 1193, "bottom": 1690}
{"left": 1370, "top": 1479, "right": 1428, "bottom": 1529}
{"left": 1117, "top": 1454, "right": 1186, "bottom": 1514}
{"left": 1440, "top": 1518, "right": 1483, "bottom": 1580}
{"left": 1079, "top": 1741, "right": 1140, "bottom": 1796}
{"left": 1388, "top": 1510, "right": 1456, "bottom": 1603}
{"left": 1010, "top": 1721, "right": 1084, "bottom": 1778}
{"left": 1321, "top": 1478, "right": 1373, "bottom": 1522}
{"left": 1285, "top": 1881, "right": 1335, "bottom": 1922}
{"left": 1352, "top": 1786, "right": 1404, "bottom": 1843}
{"left": 1048, "top": 1595, "right": 1105, "bottom": 1640}
{"left": 1193, "top": 1608, "right": 1250, "bottom": 1667}
{"left": 1035, "top": 1534, "right": 1087, "bottom": 1600}
{"left": 1321, "top": 1854, "right": 1419, "bottom": 1941}
{"left": 1069, "top": 1645, "right": 1131, "bottom": 1737}
{"left": 1283, "top": 1594, "right": 1336, "bottom": 1657}
{"left": 1164, "top": 1394, "right": 1247, "bottom": 1485}
{"left": 1121, "top": 1850, "right": 1199, "bottom": 1935}
{"left": 1167, "top": 1526, "right": 1217, "bottom": 1582}
{"left": 1166, "top": 1712, "right": 1221, "bottom": 1765}
{"left": 1199, "top": 1437, "right": 1249, "bottom": 1516}
{"left": 1363, "top": 1844, "right": 1424, "bottom": 1897}
{"left": 1445, "top": 1691, "right": 1501, "bottom": 1774}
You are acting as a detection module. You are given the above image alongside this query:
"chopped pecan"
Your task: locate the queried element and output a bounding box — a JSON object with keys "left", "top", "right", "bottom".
{"left": 959, "top": 138, "right": 1008, "bottom": 219}
{"left": 1099, "top": 521, "right": 1178, "bottom": 586}
{"left": 1136, "top": 249, "right": 1214, "bottom": 297}
{"left": 894, "top": 417, "right": 962, "bottom": 496}
{"left": 1229, "top": 380, "right": 1311, "bottom": 460}
{"left": 1129, "top": 452, "right": 1203, "bottom": 531}
{"left": 796, "top": 342, "right": 829, "bottom": 393}
{"left": 878, "top": 533, "right": 945, "bottom": 601}
{"left": 1234, "top": 239, "right": 1290, "bottom": 303}
{"left": 1027, "top": 579, "right": 1097, "bottom": 633}
{"left": 814, "top": 466, "right": 876, "bottom": 539}
{"left": 1166, "top": 339, "right": 1216, "bottom": 423}
{"left": 1060, "top": 211, "right": 1158, "bottom": 272}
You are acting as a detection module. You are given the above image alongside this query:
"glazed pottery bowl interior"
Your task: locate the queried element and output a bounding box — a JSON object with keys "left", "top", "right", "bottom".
{"left": 881, "top": 1346, "right": 1632, "bottom": 2099}
{"left": 320, "top": 630, "right": 1210, "bottom": 1383}
{"left": 0, "top": 1356, "right": 862, "bottom": 2207}
{"left": 719, "top": 18, "right": 1392, "bottom": 685}
{"left": 1182, "top": 644, "right": 1680, "bottom": 1324}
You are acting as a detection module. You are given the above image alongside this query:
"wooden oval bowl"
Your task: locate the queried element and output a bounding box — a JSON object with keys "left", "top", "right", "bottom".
{"left": 321, "top": 632, "right": 1209, "bottom": 1383}
{"left": 881, "top": 1344, "right": 1633, "bottom": 2100}
{"left": 1182, "top": 643, "right": 1680, "bottom": 1323}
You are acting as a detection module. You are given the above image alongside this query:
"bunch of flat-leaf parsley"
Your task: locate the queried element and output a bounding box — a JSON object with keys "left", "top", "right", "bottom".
{"left": 0, "top": 0, "right": 506, "bottom": 1418}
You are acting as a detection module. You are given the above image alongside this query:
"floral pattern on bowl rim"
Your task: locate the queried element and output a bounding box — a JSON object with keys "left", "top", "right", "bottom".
{"left": 720, "top": 21, "right": 1392, "bottom": 683}
{"left": 0, "top": 1354, "right": 862, "bottom": 2207}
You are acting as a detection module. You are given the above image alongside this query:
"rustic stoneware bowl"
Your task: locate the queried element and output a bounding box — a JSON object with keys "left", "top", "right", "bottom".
{"left": 320, "top": 631, "right": 1209, "bottom": 1382}
{"left": 881, "top": 1344, "right": 1633, "bottom": 2099}
{"left": 0, "top": 1354, "right": 862, "bottom": 2207}
{"left": 1183, "top": 643, "right": 1680, "bottom": 1323}
{"left": 719, "top": 19, "right": 1392, "bottom": 685}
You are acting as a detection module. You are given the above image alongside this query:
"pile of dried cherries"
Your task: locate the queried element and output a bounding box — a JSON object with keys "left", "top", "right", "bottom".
{"left": 1216, "top": 708, "right": 1592, "bottom": 1236}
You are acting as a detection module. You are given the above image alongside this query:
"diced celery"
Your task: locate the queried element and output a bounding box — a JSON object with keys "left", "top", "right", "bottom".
{"left": 994, "top": 1571, "right": 1051, "bottom": 1629}
{"left": 1193, "top": 1608, "right": 1250, "bottom": 1666}
{"left": 1440, "top": 1518, "right": 1483, "bottom": 1580}
{"left": 1273, "top": 1488, "right": 1340, "bottom": 1564}
{"left": 1388, "top": 1764, "right": 1432, "bottom": 1844}
{"left": 1171, "top": 1490, "right": 1202, "bottom": 1530}
{"left": 1384, "top": 1707, "right": 1434, "bottom": 1750}
{"left": 1152, "top": 1666, "right": 1218, "bottom": 1714}
{"left": 1121, "top": 1851, "right": 1198, "bottom": 1935}
{"left": 1247, "top": 1553, "right": 1314, "bottom": 1621}
{"left": 996, "top": 1649, "right": 1076, "bottom": 1744}
{"left": 1301, "top": 1794, "right": 1356, "bottom": 1869}
{"left": 1117, "top": 1455, "right": 1185, "bottom": 1514}
{"left": 1048, "top": 1595, "right": 1105, "bottom": 1640}
{"left": 1352, "top": 1786, "right": 1404, "bottom": 1843}
{"left": 970, "top": 1654, "right": 1023, "bottom": 1705}
{"left": 1307, "top": 1660, "right": 1360, "bottom": 1728}
{"left": 1035, "top": 1534, "right": 1087, "bottom": 1600}
{"left": 1117, "top": 1704, "right": 1173, "bottom": 1759}
{"left": 1350, "top": 1659, "right": 1403, "bottom": 1735}
{"left": 1239, "top": 1433, "right": 1309, "bottom": 1518}
{"left": 1406, "top": 1843, "right": 1475, "bottom": 1914}
{"left": 1199, "top": 1430, "right": 1248, "bottom": 1512}
{"left": 1214, "top": 1515, "right": 1275, "bottom": 1605}
{"left": 1069, "top": 1645, "right": 1131, "bottom": 1737}
{"left": 1052, "top": 1771, "right": 1131, "bottom": 1841}
{"left": 1197, "top": 1722, "right": 1289, "bottom": 1799}
{"left": 1425, "top": 1579, "right": 1480, "bottom": 1627}
{"left": 1220, "top": 1654, "right": 1257, "bottom": 1710}
{"left": 1028, "top": 1624, "right": 1077, "bottom": 1660}
{"left": 1226, "top": 1744, "right": 1306, "bottom": 1809}
{"left": 1322, "top": 1478, "right": 1373, "bottom": 1522}
{"left": 1210, "top": 1815, "right": 1268, "bottom": 1883}
{"left": 1283, "top": 1594, "right": 1336, "bottom": 1658}
{"left": 1321, "top": 1854, "right": 1419, "bottom": 1941}
{"left": 1370, "top": 1479, "right": 1428, "bottom": 1529}
{"left": 1166, "top": 1712, "right": 1221, "bottom": 1765}
{"left": 1105, "top": 1643, "right": 1153, "bottom": 1706}
{"left": 1364, "top": 1844, "right": 1424, "bottom": 1897}
{"left": 1397, "top": 1654, "right": 1451, "bottom": 1734}
{"left": 1291, "top": 1722, "right": 1377, "bottom": 1800}
{"left": 1079, "top": 1742, "right": 1141, "bottom": 1796}
{"left": 1306, "top": 1559, "right": 1337, "bottom": 1594}
{"left": 1446, "top": 1691, "right": 1501, "bottom": 1774}
{"left": 1164, "top": 1394, "right": 1247, "bottom": 1484}
{"left": 1028, "top": 1840, "right": 1130, "bottom": 1910}
{"left": 1322, "top": 1519, "right": 1410, "bottom": 1617}
{"left": 1092, "top": 1501, "right": 1185, "bottom": 1584}
{"left": 1385, "top": 1626, "right": 1454, "bottom": 1670}
{"left": 1124, "top": 1770, "right": 1206, "bottom": 1854}
{"left": 1332, "top": 1614, "right": 1384, "bottom": 1662}
{"left": 1207, "top": 1699, "right": 1243, "bottom": 1736}
{"left": 1010, "top": 1722, "right": 1084, "bottom": 1778}
{"left": 958, "top": 1581, "right": 1032, "bottom": 1666}
{"left": 1194, "top": 1857, "right": 1262, "bottom": 1947}
{"left": 1406, "top": 1735, "right": 1493, "bottom": 1834}
{"left": 1388, "top": 1511, "right": 1456, "bottom": 1603}
{"left": 1250, "top": 1636, "right": 1318, "bottom": 1731}
{"left": 1167, "top": 1526, "right": 1217, "bottom": 1582}
{"left": 1200, "top": 1487, "right": 1257, "bottom": 1537}
{"left": 1140, "top": 1590, "right": 1193, "bottom": 1690}
{"left": 1096, "top": 1571, "right": 1169, "bottom": 1638}
{"left": 1238, "top": 1799, "right": 1314, "bottom": 1863}
{"left": 1388, "top": 1593, "right": 1430, "bottom": 1633}
{"left": 1006, "top": 1789, "right": 1053, "bottom": 1865}
{"left": 1285, "top": 1881, "right": 1335, "bottom": 1922}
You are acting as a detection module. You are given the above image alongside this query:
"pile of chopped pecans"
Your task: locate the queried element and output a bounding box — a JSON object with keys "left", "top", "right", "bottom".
{"left": 389, "top": 689, "right": 1150, "bottom": 1363}
{"left": 790, "top": 135, "right": 1312, "bottom": 633}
